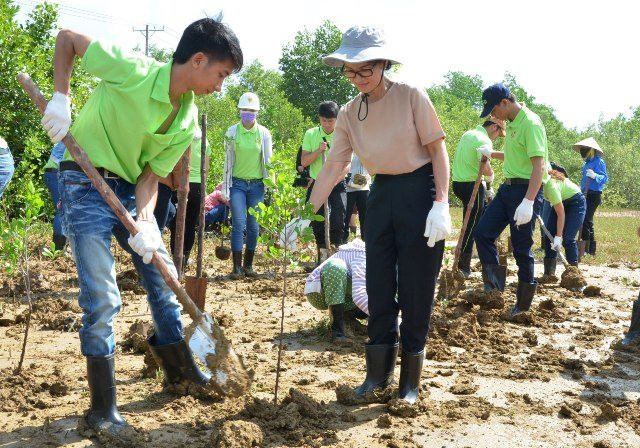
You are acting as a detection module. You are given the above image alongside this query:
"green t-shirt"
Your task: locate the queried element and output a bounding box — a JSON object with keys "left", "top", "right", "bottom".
{"left": 189, "top": 126, "right": 211, "bottom": 184}
{"left": 543, "top": 177, "right": 582, "bottom": 206}
{"left": 302, "top": 126, "right": 334, "bottom": 180}
{"left": 452, "top": 125, "right": 491, "bottom": 182}
{"left": 232, "top": 122, "right": 263, "bottom": 179}
{"left": 66, "top": 40, "right": 197, "bottom": 184}
{"left": 502, "top": 105, "right": 549, "bottom": 183}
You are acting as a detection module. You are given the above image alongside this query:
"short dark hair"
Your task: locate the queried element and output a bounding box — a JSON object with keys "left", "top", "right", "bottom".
{"left": 318, "top": 101, "right": 339, "bottom": 119}
{"left": 173, "top": 15, "right": 243, "bottom": 72}
{"left": 482, "top": 120, "right": 495, "bottom": 128}
{"left": 507, "top": 93, "right": 517, "bottom": 103}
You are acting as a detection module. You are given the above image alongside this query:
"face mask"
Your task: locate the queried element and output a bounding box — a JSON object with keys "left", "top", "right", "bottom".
{"left": 240, "top": 111, "right": 257, "bottom": 123}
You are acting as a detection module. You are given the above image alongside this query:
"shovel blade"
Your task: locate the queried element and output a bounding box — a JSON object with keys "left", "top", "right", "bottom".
{"left": 185, "top": 313, "right": 252, "bottom": 398}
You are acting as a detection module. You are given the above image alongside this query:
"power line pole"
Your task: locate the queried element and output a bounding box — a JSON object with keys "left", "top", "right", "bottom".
{"left": 133, "top": 24, "right": 165, "bottom": 55}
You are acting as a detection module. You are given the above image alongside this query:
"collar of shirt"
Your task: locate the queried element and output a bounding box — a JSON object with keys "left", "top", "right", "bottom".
{"left": 476, "top": 125, "right": 489, "bottom": 137}
{"left": 150, "top": 61, "right": 173, "bottom": 104}
{"left": 238, "top": 122, "right": 259, "bottom": 134}
{"left": 508, "top": 104, "right": 528, "bottom": 129}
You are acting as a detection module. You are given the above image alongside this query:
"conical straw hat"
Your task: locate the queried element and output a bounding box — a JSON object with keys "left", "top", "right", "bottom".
{"left": 572, "top": 137, "right": 603, "bottom": 154}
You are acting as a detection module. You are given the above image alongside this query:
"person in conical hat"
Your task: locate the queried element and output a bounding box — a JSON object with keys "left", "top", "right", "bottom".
{"left": 573, "top": 137, "right": 608, "bottom": 256}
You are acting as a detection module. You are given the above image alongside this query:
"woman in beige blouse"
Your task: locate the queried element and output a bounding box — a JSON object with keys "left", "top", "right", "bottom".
{"left": 305, "top": 26, "right": 452, "bottom": 404}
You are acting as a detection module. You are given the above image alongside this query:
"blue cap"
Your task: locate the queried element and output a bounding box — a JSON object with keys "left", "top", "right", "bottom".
{"left": 480, "top": 83, "right": 511, "bottom": 118}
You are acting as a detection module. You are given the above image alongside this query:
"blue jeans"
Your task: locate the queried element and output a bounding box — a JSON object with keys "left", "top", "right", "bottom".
{"left": 230, "top": 178, "right": 264, "bottom": 252}
{"left": 475, "top": 183, "right": 543, "bottom": 284}
{"left": 59, "top": 169, "right": 183, "bottom": 357}
{"left": 205, "top": 204, "right": 228, "bottom": 225}
{"left": 543, "top": 193, "right": 587, "bottom": 263}
{"left": 43, "top": 170, "right": 64, "bottom": 237}
{"left": 0, "top": 151, "right": 15, "bottom": 198}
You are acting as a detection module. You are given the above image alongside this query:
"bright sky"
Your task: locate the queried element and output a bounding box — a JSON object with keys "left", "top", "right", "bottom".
{"left": 15, "top": 0, "right": 639, "bottom": 130}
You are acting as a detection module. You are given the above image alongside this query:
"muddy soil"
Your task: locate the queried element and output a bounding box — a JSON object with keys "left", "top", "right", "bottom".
{"left": 1, "top": 236, "right": 640, "bottom": 447}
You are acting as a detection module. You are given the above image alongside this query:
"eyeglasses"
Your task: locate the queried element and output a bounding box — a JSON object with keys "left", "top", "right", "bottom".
{"left": 342, "top": 65, "right": 376, "bottom": 79}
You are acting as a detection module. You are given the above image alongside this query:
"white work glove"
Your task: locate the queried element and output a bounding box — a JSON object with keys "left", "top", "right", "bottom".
{"left": 424, "top": 201, "right": 452, "bottom": 247}
{"left": 128, "top": 220, "right": 162, "bottom": 264}
{"left": 278, "top": 218, "right": 311, "bottom": 250}
{"left": 551, "top": 236, "right": 563, "bottom": 252}
{"left": 483, "top": 172, "right": 494, "bottom": 183}
{"left": 476, "top": 145, "right": 493, "bottom": 159}
{"left": 513, "top": 198, "right": 534, "bottom": 226}
{"left": 41, "top": 92, "right": 72, "bottom": 143}
{"left": 586, "top": 169, "right": 597, "bottom": 179}
{"left": 486, "top": 188, "right": 495, "bottom": 201}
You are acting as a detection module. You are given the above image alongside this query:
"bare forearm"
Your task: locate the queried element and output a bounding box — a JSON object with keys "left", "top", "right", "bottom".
{"left": 525, "top": 157, "right": 544, "bottom": 200}
{"left": 301, "top": 149, "right": 323, "bottom": 168}
{"left": 426, "top": 139, "right": 449, "bottom": 202}
{"left": 309, "top": 161, "right": 350, "bottom": 212}
{"left": 54, "top": 29, "right": 92, "bottom": 94}
{"left": 554, "top": 204, "right": 565, "bottom": 237}
{"left": 135, "top": 165, "right": 160, "bottom": 222}
{"left": 490, "top": 151, "right": 504, "bottom": 161}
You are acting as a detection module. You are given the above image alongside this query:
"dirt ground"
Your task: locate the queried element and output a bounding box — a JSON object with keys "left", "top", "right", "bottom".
{"left": 1, "top": 237, "right": 640, "bottom": 448}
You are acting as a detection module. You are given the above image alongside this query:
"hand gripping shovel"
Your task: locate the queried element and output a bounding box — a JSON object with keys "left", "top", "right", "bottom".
{"left": 185, "top": 114, "right": 209, "bottom": 311}
{"left": 18, "top": 73, "right": 251, "bottom": 397}
{"left": 438, "top": 157, "right": 488, "bottom": 299}
{"left": 536, "top": 215, "right": 569, "bottom": 267}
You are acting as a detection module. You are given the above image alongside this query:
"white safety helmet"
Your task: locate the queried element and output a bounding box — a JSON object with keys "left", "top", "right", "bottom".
{"left": 237, "top": 92, "right": 260, "bottom": 111}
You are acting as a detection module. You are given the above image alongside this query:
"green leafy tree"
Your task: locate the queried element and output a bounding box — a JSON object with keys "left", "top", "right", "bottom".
{"left": 279, "top": 20, "right": 355, "bottom": 118}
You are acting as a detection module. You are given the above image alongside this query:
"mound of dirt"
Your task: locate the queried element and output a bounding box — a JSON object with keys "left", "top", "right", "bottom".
{"left": 241, "top": 388, "right": 339, "bottom": 446}
{"left": 15, "top": 298, "right": 82, "bottom": 331}
{"left": 461, "top": 289, "right": 505, "bottom": 310}
{"left": 116, "top": 268, "right": 145, "bottom": 294}
{"left": 0, "top": 366, "right": 72, "bottom": 412}
{"left": 120, "top": 320, "right": 151, "bottom": 354}
{"left": 560, "top": 266, "right": 587, "bottom": 290}
{"left": 437, "top": 269, "right": 465, "bottom": 301}
{"left": 583, "top": 285, "right": 602, "bottom": 297}
{"left": 212, "top": 420, "right": 263, "bottom": 448}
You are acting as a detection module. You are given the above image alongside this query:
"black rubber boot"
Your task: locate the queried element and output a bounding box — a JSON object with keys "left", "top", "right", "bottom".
{"left": 481, "top": 264, "right": 507, "bottom": 292}
{"left": 243, "top": 250, "right": 258, "bottom": 278}
{"left": 329, "top": 304, "right": 348, "bottom": 342}
{"left": 53, "top": 234, "right": 67, "bottom": 251}
{"left": 458, "top": 251, "right": 473, "bottom": 279}
{"left": 398, "top": 349, "right": 425, "bottom": 404}
{"left": 543, "top": 258, "right": 557, "bottom": 277}
{"left": 148, "top": 335, "right": 211, "bottom": 388}
{"left": 622, "top": 294, "right": 640, "bottom": 346}
{"left": 85, "top": 355, "right": 134, "bottom": 443}
{"left": 230, "top": 251, "right": 244, "bottom": 279}
{"left": 354, "top": 343, "right": 399, "bottom": 397}
{"left": 511, "top": 282, "right": 538, "bottom": 317}
{"left": 588, "top": 240, "right": 597, "bottom": 256}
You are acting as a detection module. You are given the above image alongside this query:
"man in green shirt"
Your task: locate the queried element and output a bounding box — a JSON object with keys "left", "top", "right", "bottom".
{"left": 473, "top": 83, "right": 549, "bottom": 317}
{"left": 451, "top": 118, "right": 503, "bottom": 277}
{"left": 301, "top": 101, "right": 345, "bottom": 263}
{"left": 40, "top": 17, "right": 242, "bottom": 441}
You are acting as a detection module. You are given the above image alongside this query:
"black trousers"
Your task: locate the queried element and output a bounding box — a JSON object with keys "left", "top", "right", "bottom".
{"left": 343, "top": 189, "right": 369, "bottom": 243}
{"left": 452, "top": 181, "right": 486, "bottom": 256}
{"left": 366, "top": 163, "right": 444, "bottom": 353}
{"left": 168, "top": 182, "right": 202, "bottom": 263}
{"left": 581, "top": 191, "right": 602, "bottom": 242}
{"left": 310, "top": 181, "right": 347, "bottom": 248}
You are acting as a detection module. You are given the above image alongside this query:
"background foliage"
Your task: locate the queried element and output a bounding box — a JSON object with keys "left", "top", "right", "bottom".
{"left": 1, "top": 6, "right": 638, "bottom": 239}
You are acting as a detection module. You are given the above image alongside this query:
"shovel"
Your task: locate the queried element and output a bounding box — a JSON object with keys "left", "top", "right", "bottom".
{"left": 185, "top": 114, "right": 209, "bottom": 311}
{"left": 577, "top": 177, "right": 592, "bottom": 260}
{"left": 438, "top": 157, "right": 488, "bottom": 299}
{"left": 536, "top": 215, "right": 569, "bottom": 267}
{"left": 18, "top": 73, "right": 251, "bottom": 397}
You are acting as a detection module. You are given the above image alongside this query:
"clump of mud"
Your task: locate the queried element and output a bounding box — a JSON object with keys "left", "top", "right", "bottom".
{"left": 598, "top": 402, "right": 621, "bottom": 421}
{"left": 120, "top": 320, "right": 151, "bottom": 354}
{"left": 437, "top": 269, "right": 465, "bottom": 301}
{"left": 335, "top": 384, "right": 395, "bottom": 405}
{"left": 461, "top": 289, "right": 504, "bottom": 310}
{"left": 560, "top": 266, "right": 586, "bottom": 290}
{"left": 212, "top": 420, "right": 263, "bottom": 448}
{"left": 241, "top": 388, "right": 338, "bottom": 446}
{"left": 15, "top": 298, "right": 82, "bottom": 331}
{"left": 583, "top": 285, "right": 602, "bottom": 297}
{"left": 116, "top": 268, "right": 146, "bottom": 294}
{"left": 0, "top": 365, "right": 72, "bottom": 411}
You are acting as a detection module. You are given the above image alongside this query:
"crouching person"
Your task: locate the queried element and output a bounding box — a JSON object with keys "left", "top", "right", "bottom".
{"left": 304, "top": 239, "right": 368, "bottom": 342}
{"left": 41, "top": 18, "right": 242, "bottom": 442}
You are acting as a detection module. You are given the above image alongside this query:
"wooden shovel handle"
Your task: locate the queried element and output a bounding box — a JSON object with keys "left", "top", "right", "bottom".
{"left": 16, "top": 73, "right": 203, "bottom": 322}
{"left": 196, "top": 114, "right": 207, "bottom": 278}
{"left": 174, "top": 147, "right": 191, "bottom": 278}
{"left": 453, "top": 156, "right": 488, "bottom": 268}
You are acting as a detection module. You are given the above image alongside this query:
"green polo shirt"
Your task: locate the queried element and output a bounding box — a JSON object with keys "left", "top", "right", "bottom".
{"left": 452, "top": 125, "right": 491, "bottom": 182}
{"left": 65, "top": 40, "right": 197, "bottom": 184}
{"left": 189, "top": 128, "right": 212, "bottom": 184}
{"left": 232, "top": 122, "right": 263, "bottom": 179}
{"left": 543, "top": 177, "right": 582, "bottom": 206}
{"left": 302, "top": 126, "right": 334, "bottom": 180}
{"left": 503, "top": 105, "right": 549, "bottom": 183}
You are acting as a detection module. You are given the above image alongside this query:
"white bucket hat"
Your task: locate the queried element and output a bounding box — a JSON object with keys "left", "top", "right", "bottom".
{"left": 322, "top": 26, "right": 401, "bottom": 67}
{"left": 572, "top": 137, "right": 603, "bottom": 155}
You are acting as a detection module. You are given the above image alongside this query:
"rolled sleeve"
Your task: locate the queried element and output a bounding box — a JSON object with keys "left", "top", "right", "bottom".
{"left": 81, "top": 40, "right": 150, "bottom": 84}
{"left": 148, "top": 138, "right": 192, "bottom": 178}
{"left": 544, "top": 182, "right": 562, "bottom": 206}
{"left": 301, "top": 129, "right": 315, "bottom": 152}
{"left": 410, "top": 87, "right": 445, "bottom": 146}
